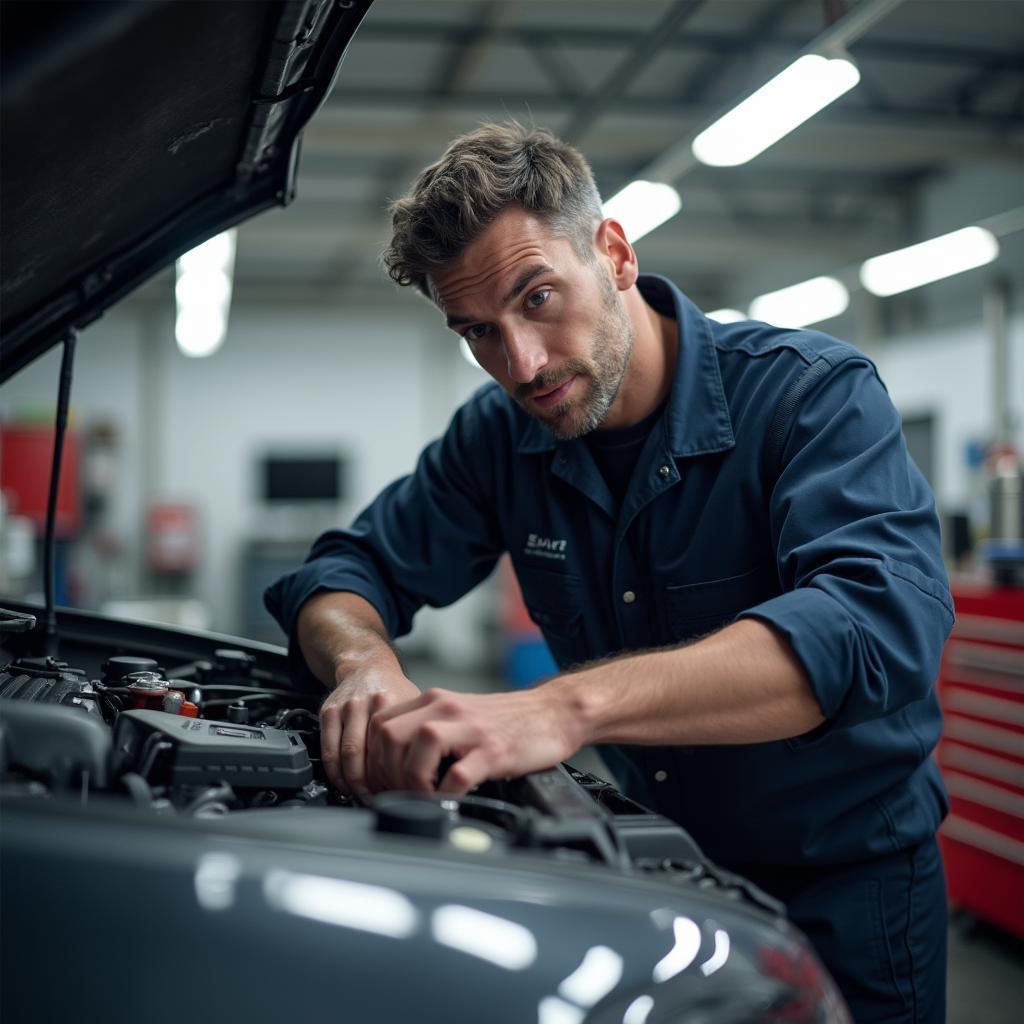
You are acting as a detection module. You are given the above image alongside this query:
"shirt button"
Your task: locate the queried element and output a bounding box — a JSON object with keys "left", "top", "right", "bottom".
{"left": 658, "top": 465, "right": 671, "bottom": 478}
{"left": 654, "top": 770, "right": 668, "bottom": 782}
{"left": 622, "top": 590, "right": 636, "bottom": 604}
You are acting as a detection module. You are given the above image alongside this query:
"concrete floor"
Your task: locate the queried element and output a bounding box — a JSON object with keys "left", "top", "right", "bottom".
{"left": 404, "top": 653, "right": 1024, "bottom": 1018}
{"left": 947, "top": 913, "right": 1023, "bottom": 1024}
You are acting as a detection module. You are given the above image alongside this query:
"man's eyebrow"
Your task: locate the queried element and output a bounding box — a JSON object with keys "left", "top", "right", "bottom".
{"left": 444, "top": 263, "right": 555, "bottom": 329}
{"left": 500, "top": 264, "right": 553, "bottom": 306}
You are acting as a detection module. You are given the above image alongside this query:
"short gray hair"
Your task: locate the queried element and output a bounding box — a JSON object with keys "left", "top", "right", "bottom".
{"left": 383, "top": 121, "right": 604, "bottom": 297}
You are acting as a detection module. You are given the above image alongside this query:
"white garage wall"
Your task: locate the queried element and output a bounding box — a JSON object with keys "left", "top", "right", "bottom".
{"left": 877, "top": 313, "right": 1024, "bottom": 512}
{"left": 163, "top": 303, "right": 494, "bottom": 643}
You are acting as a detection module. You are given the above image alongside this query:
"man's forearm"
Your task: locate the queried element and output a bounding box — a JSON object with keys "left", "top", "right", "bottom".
{"left": 296, "top": 590, "right": 403, "bottom": 689}
{"left": 551, "top": 618, "right": 825, "bottom": 747}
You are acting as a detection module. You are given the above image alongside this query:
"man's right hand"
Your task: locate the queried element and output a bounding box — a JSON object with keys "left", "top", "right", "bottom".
{"left": 295, "top": 590, "right": 418, "bottom": 798}
{"left": 319, "top": 666, "right": 420, "bottom": 797}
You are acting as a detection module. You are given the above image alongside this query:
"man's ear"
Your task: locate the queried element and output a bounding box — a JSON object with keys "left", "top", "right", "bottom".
{"left": 594, "top": 218, "right": 638, "bottom": 291}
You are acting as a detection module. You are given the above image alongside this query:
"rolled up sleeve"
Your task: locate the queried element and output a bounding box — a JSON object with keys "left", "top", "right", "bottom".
{"left": 264, "top": 397, "right": 505, "bottom": 675}
{"left": 739, "top": 356, "right": 954, "bottom": 737}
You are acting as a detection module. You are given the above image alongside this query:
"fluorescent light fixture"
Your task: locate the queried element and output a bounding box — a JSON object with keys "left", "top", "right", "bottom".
{"left": 175, "top": 306, "right": 228, "bottom": 358}
{"left": 603, "top": 180, "right": 682, "bottom": 243}
{"left": 431, "top": 905, "right": 537, "bottom": 970}
{"left": 693, "top": 53, "right": 860, "bottom": 167}
{"left": 749, "top": 276, "right": 849, "bottom": 328}
{"left": 175, "top": 229, "right": 236, "bottom": 358}
{"left": 860, "top": 226, "right": 999, "bottom": 297}
{"left": 178, "top": 230, "right": 235, "bottom": 274}
{"left": 706, "top": 308, "right": 746, "bottom": 324}
{"left": 175, "top": 270, "right": 231, "bottom": 307}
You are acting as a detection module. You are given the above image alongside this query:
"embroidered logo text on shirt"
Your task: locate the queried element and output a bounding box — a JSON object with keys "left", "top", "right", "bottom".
{"left": 525, "top": 534, "right": 567, "bottom": 560}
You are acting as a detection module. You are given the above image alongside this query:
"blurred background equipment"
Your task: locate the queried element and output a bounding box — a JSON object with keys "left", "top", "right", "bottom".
{"left": 935, "top": 584, "right": 1024, "bottom": 940}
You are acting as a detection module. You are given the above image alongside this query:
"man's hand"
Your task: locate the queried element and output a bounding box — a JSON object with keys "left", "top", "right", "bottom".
{"left": 319, "top": 667, "right": 420, "bottom": 798}
{"left": 296, "top": 590, "right": 420, "bottom": 798}
{"left": 363, "top": 686, "right": 583, "bottom": 795}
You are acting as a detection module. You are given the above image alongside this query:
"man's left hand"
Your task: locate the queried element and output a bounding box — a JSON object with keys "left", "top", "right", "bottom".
{"left": 363, "top": 685, "right": 581, "bottom": 794}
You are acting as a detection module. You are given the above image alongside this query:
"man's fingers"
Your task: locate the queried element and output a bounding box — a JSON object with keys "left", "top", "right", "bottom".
{"left": 319, "top": 703, "right": 345, "bottom": 793}
{"left": 437, "top": 748, "right": 491, "bottom": 796}
{"left": 402, "top": 721, "right": 463, "bottom": 792}
{"left": 339, "top": 697, "right": 374, "bottom": 798}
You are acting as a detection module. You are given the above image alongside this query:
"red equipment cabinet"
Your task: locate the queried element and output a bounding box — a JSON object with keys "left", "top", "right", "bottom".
{"left": 0, "top": 424, "right": 81, "bottom": 536}
{"left": 936, "top": 584, "right": 1024, "bottom": 938}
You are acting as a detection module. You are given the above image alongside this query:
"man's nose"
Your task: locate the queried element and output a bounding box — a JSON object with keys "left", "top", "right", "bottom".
{"left": 503, "top": 329, "right": 547, "bottom": 384}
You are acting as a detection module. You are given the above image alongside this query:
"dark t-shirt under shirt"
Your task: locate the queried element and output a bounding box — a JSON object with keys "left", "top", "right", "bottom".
{"left": 586, "top": 400, "right": 667, "bottom": 509}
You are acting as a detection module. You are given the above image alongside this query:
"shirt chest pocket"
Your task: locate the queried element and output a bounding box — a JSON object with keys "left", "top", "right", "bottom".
{"left": 514, "top": 564, "right": 585, "bottom": 669}
{"left": 662, "top": 562, "right": 778, "bottom": 641}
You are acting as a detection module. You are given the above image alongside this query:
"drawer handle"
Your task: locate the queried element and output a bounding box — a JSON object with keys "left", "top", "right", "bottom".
{"left": 947, "top": 641, "right": 1024, "bottom": 679}
{"left": 941, "top": 742, "right": 1024, "bottom": 788}
{"left": 945, "top": 689, "right": 1024, "bottom": 726}
{"left": 942, "top": 813, "right": 1024, "bottom": 867}
{"left": 944, "top": 770, "right": 1024, "bottom": 820}
{"left": 951, "top": 615, "right": 1024, "bottom": 646}
{"left": 943, "top": 716, "right": 1023, "bottom": 757}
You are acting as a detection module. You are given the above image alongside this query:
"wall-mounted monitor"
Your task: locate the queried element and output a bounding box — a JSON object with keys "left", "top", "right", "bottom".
{"left": 260, "top": 454, "right": 346, "bottom": 503}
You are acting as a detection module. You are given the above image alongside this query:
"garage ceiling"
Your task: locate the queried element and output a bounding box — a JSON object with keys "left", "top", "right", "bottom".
{"left": 219, "top": 0, "right": 1024, "bottom": 314}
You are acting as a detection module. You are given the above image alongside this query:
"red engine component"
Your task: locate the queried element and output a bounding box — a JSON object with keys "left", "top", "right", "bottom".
{"left": 124, "top": 672, "right": 196, "bottom": 718}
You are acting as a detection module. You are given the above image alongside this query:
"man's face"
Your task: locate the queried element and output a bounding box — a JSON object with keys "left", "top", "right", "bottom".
{"left": 431, "top": 207, "right": 634, "bottom": 440}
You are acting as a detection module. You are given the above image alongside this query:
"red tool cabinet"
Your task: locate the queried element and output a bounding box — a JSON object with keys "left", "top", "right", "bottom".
{"left": 936, "top": 584, "right": 1024, "bottom": 938}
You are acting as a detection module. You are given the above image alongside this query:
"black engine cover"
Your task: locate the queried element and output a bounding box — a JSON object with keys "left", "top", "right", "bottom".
{"left": 113, "top": 709, "right": 313, "bottom": 789}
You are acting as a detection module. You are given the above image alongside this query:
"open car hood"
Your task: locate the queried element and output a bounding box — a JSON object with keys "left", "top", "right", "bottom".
{"left": 0, "top": 0, "right": 373, "bottom": 383}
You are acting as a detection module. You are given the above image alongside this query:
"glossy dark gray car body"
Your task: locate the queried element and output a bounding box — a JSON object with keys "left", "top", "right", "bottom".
{"left": 0, "top": 607, "right": 846, "bottom": 1023}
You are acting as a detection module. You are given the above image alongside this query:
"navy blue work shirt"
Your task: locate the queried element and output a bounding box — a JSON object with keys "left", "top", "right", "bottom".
{"left": 266, "top": 275, "right": 954, "bottom": 869}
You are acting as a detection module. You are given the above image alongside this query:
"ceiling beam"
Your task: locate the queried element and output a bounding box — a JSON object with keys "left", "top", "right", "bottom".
{"left": 322, "top": 84, "right": 1023, "bottom": 131}
{"left": 560, "top": 0, "right": 707, "bottom": 143}
{"left": 679, "top": 0, "right": 803, "bottom": 104}
{"left": 305, "top": 101, "right": 1024, "bottom": 169}
{"left": 353, "top": 21, "right": 1024, "bottom": 72}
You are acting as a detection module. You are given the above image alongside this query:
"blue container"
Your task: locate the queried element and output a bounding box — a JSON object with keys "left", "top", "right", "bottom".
{"left": 504, "top": 636, "right": 557, "bottom": 689}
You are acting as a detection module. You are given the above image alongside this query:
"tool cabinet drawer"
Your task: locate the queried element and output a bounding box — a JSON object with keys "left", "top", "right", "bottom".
{"left": 937, "top": 586, "right": 1024, "bottom": 938}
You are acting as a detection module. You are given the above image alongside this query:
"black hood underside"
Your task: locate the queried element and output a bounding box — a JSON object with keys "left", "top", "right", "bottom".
{"left": 1, "top": 0, "right": 372, "bottom": 383}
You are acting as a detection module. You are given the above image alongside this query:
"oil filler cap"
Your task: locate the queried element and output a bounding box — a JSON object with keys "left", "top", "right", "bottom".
{"left": 103, "top": 656, "right": 160, "bottom": 682}
{"left": 373, "top": 794, "right": 447, "bottom": 839}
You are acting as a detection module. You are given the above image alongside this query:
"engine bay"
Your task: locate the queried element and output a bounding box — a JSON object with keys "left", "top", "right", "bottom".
{"left": 0, "top": 619, "right": 784, "bottom": 920}
{"left": 0, "top": 647, "right": 330, "bottom": 814}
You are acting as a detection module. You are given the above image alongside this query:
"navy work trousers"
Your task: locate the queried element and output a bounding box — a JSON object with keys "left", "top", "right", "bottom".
{"left": 742, "top": 838, "right": 947, "bottom": 1022}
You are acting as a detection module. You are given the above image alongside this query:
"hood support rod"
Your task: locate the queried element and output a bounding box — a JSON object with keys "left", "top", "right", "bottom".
{"left": 43, "top": 328, "right": 77, "bottom": 655}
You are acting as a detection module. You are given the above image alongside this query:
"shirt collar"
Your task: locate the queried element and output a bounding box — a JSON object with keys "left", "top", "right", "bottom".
{"left": 515, "top": 274, "right": 735, "bottom": 457}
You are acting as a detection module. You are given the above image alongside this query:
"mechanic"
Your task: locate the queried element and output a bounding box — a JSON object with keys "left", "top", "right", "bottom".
{"left": 267, "top": 122, "right": 952, "bottom": 1022}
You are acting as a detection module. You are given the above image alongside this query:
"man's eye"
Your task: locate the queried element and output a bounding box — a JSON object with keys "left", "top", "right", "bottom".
{"left": 526, "top": 289, "right": 550, "bottom": 309}
{"left": 465, "top": 324, "right": 490, "bottom": 341}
